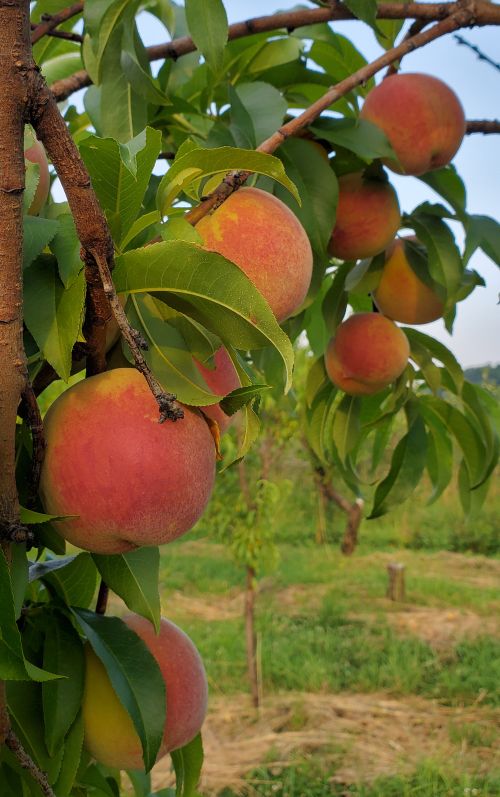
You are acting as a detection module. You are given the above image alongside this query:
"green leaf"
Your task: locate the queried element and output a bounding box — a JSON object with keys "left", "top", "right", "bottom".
{"left": 171, "top": 733, "right": 204, "bottom": 797}
{"left": 222, "top": 403, "right": 261, "bottom": 471}
{"left": 92, "top": 547, "right": 161, "bottom": 632}
{"left": 0, "top": 549, "right": 60, "bottom": 682}
{"left": 10, "top": 545, "right": 28, "bottom": 620}
{"left": 42, "top": 552, "right": 97, "bottom": 609}
{"left": 159, "top": 217, "right": 203, "bottom": 245}
{"left": 72, "top": 610, "right": 166, "bottom": 773}
{"left": 419, "top": 165, "right": 467, "bottom": 215}
{"left": 23, "top": 217, "right": 59, "bottom": 270}
{"left": 369, "top": 410, "right": 428, "bottom": 518}
{"left": 53, "top": 713, "right": 84, "bottom": 797}
{"left": 122, "top": 210, "right": 162, "bottom": 250}
{"left": 425, "top": 418, "right": 453, "bottom": 504}
{"left": 309, "top": 37, "right": 371, "bottom": 99}
{"left": 332, "top": 395, "right": 361, "bottom": 464}
{"left": 121, "top": 25, "right": 171, "bottom": 106}
{"left": 125, "top": 294, "right": 222, "bottom": 406}
{"left": 464, "top": 214, "right": 500, "bottom": 266}
{"left": 49, "top": 213, "right": 82, "bottom": 288}
{"left": 407, "top": 213, "right": 463, "bottom": 300}
{"left": 185, "top": 0, "right": 228, "bottom": 75}
{"left": 156, "top": 146, "right": 299, "bottom": 213}
{"left": 403, "top": 328, "right": 464, "bottom": 393}
{"left": 6, "top": 681, "right": 65, "bottom": 782}
{"left": 24, "top": 254, "right": 85, "bottom": 382}
{"left": 343, "top": 0, "right": 378, "bottom": 29}
{"left": 461, "top": 381, "right": 499, "bottom": 487}
{"left": 233, "top": 82, "right": 288, "bottom": 147}
{"left": 42, "top": 51, "right": 83, "bottom": 85}
{"left": 84, "top": 0, "right": 136, "bottom": 80}
{"left": 273, "top": 138, "right": 338, "bottom": 258}
{"left": 219, "top": 385, "right": 270, "bottom": 416}
{"left": 114, "top": 242, "right": 294, "bottom": 391}
{"left": 80, "top": 127, "right": 162, "bottom": 245}
{"left": 42, "top": 612, "right": 85, "bottom": 755}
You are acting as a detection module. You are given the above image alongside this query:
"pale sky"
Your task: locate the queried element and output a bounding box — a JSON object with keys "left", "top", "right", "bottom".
{"left": 56, "top": 2, "right": 499, "bottom": 368}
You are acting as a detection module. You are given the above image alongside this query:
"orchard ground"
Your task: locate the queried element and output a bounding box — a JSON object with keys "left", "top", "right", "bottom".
{"left": 112, "top": 472, "right": 499, "bottom": 796}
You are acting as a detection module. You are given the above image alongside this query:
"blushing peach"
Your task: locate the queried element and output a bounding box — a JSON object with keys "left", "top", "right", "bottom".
{"left": 83, "top": 614, "right": 208, "bottom": 770}
{"left": 196, "top": 187, "right": 313, "bottom": 322}
{"left": 328, "top": 172, "right": 400, "bottom": 261}
{"left": 360, "top": 73, "right": 466, "bottom": 176}
{"left": 39, "top": 369, "right": 216, "bottom": 554}
{"left": 194, "top": 347, "right": 240, "bottom": 433}
{"left": 373, "top": 238, "right": 444, "bottom": 325}
{"left": 325, "top": 313, "right": 409, "bottom": 396}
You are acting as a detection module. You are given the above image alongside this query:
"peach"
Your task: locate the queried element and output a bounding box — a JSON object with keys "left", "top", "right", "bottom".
{"left": 328, "top": 172, "right": 401, "bottom": 261}
{"left": 325, "top": 313, "right": 409, "bottom": 396}
{"left": 360, "top": 73, "right": 466, "bottom": 176}
{"left": 373, "top": 238, "right": 444, "bottom": 325}
{"left": 39, "top": 369, "right": 216, "bottom": 554}
{"left": 83, "top": 614, "right": 208, "bottom": 770}
{"left": 25, "top": 139, "right": 50, "bottom": 215}
{"left": 194, "top": 346, "right": 240, "bottom": 433}
{"left": 196, "top": 187, "right": 313, "bottom": 322}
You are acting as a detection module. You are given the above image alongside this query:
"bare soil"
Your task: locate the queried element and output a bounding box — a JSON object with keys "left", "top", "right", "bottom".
{"left": 152, "top": 692, "right": 500, "bottom": 794}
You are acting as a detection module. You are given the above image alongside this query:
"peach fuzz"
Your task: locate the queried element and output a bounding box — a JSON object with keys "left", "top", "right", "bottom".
{"left": 39, "top": 369, "right": 216, "bottom": 554}
{"left": 195, "top": 187, "right": 313, "bottom": 322}
{"left": 360, "top": 73, "right": 466, "bottom": 176}
{"left": 83, "top": 615, "right": 208, "bottom": 771}
{"left": 373, "top": 238, "right": 444, "bottom": 325}
{"left": 328, "top": 172, "right": 401, "bottom": 261}
{"left": 325, "top": 313, "right": 410, "bottom": 396}
{"left": 25, "top": 139, "right": 50, "bottom": 215}
{"left": 194, "top": 346, "right": 240, "bottom": 433}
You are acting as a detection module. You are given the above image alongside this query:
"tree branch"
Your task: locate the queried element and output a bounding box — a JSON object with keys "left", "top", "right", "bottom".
{"left": 466, "top": 119, "right": 500, "bottom": 134}
{"left": 454, "top": 32, "right": 500, "bottom": 72}
{"left": 185, "top": 7, "right": 479, "bottom": 225}
{"left": 29, "top": 75, "right": 182, "bottom": 421}
{"left": 31, "top": 1, "right": 83, "bottom": 44}
{"left": 49, "top": 1, "right": 500, "bottom": 103}
{"left": 5, "top": 730, "right": 56, "bottom": 797}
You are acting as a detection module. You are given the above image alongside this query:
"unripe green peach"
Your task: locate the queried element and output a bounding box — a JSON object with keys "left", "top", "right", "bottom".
{"left": 39, "top": 369, "right": 216, "bottom": 554}
{"left": 325, "top": 313, "right": 409, "bottom": 396}
{"left": 328, "top": 172, "right": 401, "bottom": 261}
{"left": 25, "top": 139, "right": 50, "bottom": 215}
{"left": 196, "top": 187, "right": 313, "bottom": 322}
{"left": 360, "top": 73, "right": 466, "bottom": 176}
{"left": 373, "top": 238, "right": 444, "bottom": 325}
{"left": 83, "top": 615, "right": 208, "bottom": 770}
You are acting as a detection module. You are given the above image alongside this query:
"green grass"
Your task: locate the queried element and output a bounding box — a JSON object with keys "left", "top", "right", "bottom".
{"left": 217, "top": 760, "right": 500, "bottom": 797}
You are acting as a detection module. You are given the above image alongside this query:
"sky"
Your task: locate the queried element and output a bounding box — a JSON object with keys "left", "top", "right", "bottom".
{"left": 67, "top": 1, "right": 500, "bottom": 368}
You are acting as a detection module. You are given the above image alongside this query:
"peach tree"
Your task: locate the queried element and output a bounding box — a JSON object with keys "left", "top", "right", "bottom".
{"left": 1, "top": 1, "right": 499, "bottom": 795}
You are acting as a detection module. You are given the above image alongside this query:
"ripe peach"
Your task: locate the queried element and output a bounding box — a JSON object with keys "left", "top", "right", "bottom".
{"left": 325, "top": 313, "right": 409, "bottom": 396}
{"left": 328, "top": 172, "right": 401, "bottom": 261}
{"left": 83, "top": 614, "right": 208, "bottom": 771}
{"left": 373, "top": 238, "right": 444, "bottom": 325}
{"left": 196, "top": 187, "right": 313, "bottom": 322}
{"left": 25, "top": 139, "right": 50, "bottom": 215}
{"left": 360, "top": 73, "right": 466, "bottom": 176}
{"left": 39, "top": 369, "right": 216, "bottom": 554}
{"left": 194, "top": 347, "right": 240, "bottom": 433}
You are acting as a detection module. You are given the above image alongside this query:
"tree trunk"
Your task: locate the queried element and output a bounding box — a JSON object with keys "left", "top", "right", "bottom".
{"left": 245, "top": 565, "right": 259, "bottom": 708}
{"left": 387, "top": 562, "right": 406, "bottom": 601}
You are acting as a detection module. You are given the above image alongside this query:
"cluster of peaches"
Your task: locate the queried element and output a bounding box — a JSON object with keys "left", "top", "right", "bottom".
{"left": 33, "top": 72, "right": 465, "bottom": 773}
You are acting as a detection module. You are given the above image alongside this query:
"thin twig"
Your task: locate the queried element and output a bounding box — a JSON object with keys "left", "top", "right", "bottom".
{"left": 466, "top": 119, "right": 500, "bottom": 134}
{"left": 454, "top": 33, "right": 500, "bottom": 72}
{"left": 31, "top": 2, "right": 83, "bottom": 44}
{"left": 30, "top": 25, "right": 83, "bottom": 43}
{"left": 49, "top": 1, "right": 500, "bottom": 103}
{"left": 19, "top": 381, "right": 45, "bottom": 508}
{"left": 5, "top": 731, "right": 56, "bottom": 797}
{"left": 185, "top": 8, "right": 478, "bottom": 225}
{"left": 90, "top": 249, "right": 183, "bottom": 422}
{"left": 385, "top": 18, "right": 429, "bottom": 77}
{"left": 95, "top": 580, "right": 109, "bottom": 615}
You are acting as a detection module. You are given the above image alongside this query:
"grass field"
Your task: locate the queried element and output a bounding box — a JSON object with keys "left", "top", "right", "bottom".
{"left": 149, "top": 476, "right": 500, "bottom": 796}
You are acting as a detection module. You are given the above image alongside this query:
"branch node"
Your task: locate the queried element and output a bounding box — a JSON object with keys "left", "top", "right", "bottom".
{"left": 0, "top": 522, "right": 35, "bottom": 548}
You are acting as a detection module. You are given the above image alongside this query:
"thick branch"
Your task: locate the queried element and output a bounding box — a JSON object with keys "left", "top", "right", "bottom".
{"left": 31, "top": 1, "right": 83, "bottom": 44}
{"left": 5, "top": 731, "right": 56, "bottom": 797}
{"left": 466, "top": 119, "right": 500, "bottom": 134}
{"left": 49, "top": 1, "right": 500, "bottom": 103}
{"left": 186, "top": 8, "right": 477, "bottom": 224}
